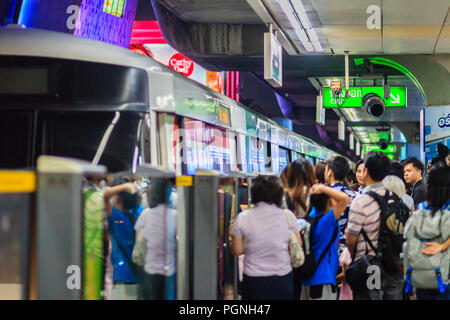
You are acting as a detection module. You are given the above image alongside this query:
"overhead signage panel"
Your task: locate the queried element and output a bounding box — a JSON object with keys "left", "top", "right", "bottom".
{"left": 323, "top": 86, "right": 407, "bottom": 108}
{"left": 363, "top": 144, "right": 397, "bottom": 153}
{"left": 264, "top": 32, "right": 282, "bottom": 88}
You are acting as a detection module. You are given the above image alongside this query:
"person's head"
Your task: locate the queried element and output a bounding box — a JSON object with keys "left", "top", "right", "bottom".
{"left": 355, "top": 160, "right": 366, "bottom": 187}
{"left": 446, "top": 153, "right": 450, "bottom": 167}
{"left": 314, "top": 161, "right": 327, "bottom": 184}
{"left": 117, "top": 190, "right": 140, "bottom": 212}
{"left": 310, "top": 192, "right": 332, "bottom": 214}
{"left": 363, "top": 152, "right": 391, "bottom": 184}
{"left": 389, "top": 161, "right": 404, "bottom": 179}
{"left": 325, "top": 156, "right": 350, "bottom": 184}
{"left": 146, "top": 178, "right": 171, "bottom": 208}
{"left": 346, "top": 170, "right": 356, "bottom": 186}
{"left": 382, "top": 175, "right": 406, "bottom": 198}
{"left": 403, "top": 158, "right": 424, "bottom": 185}
{"left": 426, "top": 164, "right": 450, "bottom": 214}
{"left": 285, "top": 159, "right": 316, "bottom": 216}
{"left": 251, "top": 175, "right": 284, "bottom": 208}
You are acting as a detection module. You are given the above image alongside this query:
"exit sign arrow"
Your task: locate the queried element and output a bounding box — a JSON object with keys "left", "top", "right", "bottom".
{"left": 390, "top": 93, "right": 400, "bottom": 104}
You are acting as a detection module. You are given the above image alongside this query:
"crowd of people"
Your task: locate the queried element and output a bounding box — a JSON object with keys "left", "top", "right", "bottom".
{"left": 85, "top": 146, "right": 449, "bottom": 301}
{"left": 82, "top": 175, "right": 177, "bottom": 300}
{"left": 230, "top": 151, "right": 450, "bottom": 300}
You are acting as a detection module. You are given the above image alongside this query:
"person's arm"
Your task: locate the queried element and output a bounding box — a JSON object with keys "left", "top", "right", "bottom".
{"left": 345, "top": 199, "right": 365, "bottom": 260}
{"left": 231, "top": 236, "right": 244, "bottom": 256}
{"left": 103, "top": 182, "right": 137, "bottom": 215}
{"left": 421, "top": 238, "right": 450, "bottom": 256}
{"left": 310, "top": 184, "right": 349, "bottom": 220}
{"left": 345, "top": 231, "right": 358, "bottom": 260}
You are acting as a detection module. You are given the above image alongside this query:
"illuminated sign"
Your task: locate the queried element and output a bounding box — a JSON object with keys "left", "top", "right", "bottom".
{"left": 363, "top": 144, "right": 396, "bottom": 153}
{"left": 323, "top": 86, "right": 407, "bottom": 108}
{"left": 103, "top": 0, "right": 126, "bottom": 18}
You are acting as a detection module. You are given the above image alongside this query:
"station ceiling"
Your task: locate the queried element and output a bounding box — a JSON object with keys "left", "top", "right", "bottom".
{"left": 146, "top": 0, "right": 449, "bottom": 152}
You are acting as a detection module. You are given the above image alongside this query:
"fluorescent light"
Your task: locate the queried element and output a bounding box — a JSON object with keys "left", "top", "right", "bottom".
{"left": 290, "top": 0, "right": 311, "bottom": 29}
{"left": 279, "top": 0, "right": 322, "bottom": 53}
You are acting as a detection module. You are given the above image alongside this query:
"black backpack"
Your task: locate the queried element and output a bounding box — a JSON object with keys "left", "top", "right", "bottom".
{"left": 296, "top": 212, "right": 339, "bottom": 280}
{"left": 366, "top": 190, "right": 411, "bottom": 274}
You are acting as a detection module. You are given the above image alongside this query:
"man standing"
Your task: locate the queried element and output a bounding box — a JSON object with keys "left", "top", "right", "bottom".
{"left": 345, "top": 152, "right": 391, "bottom": 300}
{"left": 403, "top": 158, "right": 426, "bottom": 209}
{"left": 325, "top": 156, "right": 356, "bottom": 255}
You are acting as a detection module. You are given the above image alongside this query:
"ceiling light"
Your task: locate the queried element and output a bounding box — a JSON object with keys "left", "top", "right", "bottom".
{"left": 279, "top": 0, "right": 322, "bottom": 53}
{"left": 290, "top": 0, "right": 312, "bottom": 29}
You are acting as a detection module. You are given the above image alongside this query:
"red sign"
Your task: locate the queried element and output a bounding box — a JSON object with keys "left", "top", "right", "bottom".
{"left": 169, "top": 53, "right": 194, "bottom": 77}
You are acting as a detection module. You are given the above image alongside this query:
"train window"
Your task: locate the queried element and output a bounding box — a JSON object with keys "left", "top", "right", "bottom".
{"left": 37, "top": 111, "right": 140, "bottom": 172}
{"left": 279, "top": 147, "right": 290, "bottom": 173}
{"left": 0, "top": 111, "right": 33, "bottom": 168}
{"left": 139, "top": 114, "right": 151, "bottom": 164}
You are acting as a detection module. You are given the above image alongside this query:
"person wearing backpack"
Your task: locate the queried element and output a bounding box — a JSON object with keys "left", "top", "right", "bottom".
{"left": 403, "top": 163, "right": 450, "bottom": 300}
{"left": 299, "top": 183, "right": 349, "bottom": 300}
{"left": 345, "top": 152, "right": 390, "bottom": 300}
{"left": 104, "top": 182, "right": 143, "bottom": 300}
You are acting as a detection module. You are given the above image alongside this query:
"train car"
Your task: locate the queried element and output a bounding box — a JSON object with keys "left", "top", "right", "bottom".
{"left": 0, "top": 27, "right": 352, "bottom": 175}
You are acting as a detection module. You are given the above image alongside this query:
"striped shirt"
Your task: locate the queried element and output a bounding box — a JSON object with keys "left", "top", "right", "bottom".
{"left": 346, "top": 183, "right": 387, "bottom": 260}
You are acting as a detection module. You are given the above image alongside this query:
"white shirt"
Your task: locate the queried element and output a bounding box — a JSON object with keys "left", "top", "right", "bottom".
{"left": 135, "top": 205, "right": 177, "bottom": 276}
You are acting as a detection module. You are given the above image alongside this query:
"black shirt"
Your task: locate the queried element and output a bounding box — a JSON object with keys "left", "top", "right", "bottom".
{"left": 411, "top": 179, "right": 426, "bottom": 209}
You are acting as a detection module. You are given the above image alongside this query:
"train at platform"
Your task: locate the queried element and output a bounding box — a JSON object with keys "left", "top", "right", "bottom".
{"left": 0, "top": 27, "right": 352, "bottom": 176}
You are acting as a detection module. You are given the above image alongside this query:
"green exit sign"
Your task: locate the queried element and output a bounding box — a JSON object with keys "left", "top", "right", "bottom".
{"left": 364, "top": 144, "right": 397, "bottom": 153}
{"left": 323, "top": 86, "right": 407, "bottom": 108}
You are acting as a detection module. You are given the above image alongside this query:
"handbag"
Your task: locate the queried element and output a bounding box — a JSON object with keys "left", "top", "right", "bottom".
{"left": 132, "top": 211, "right": 148, "bottom": 267}
{"left": 285, "top": 211, "right": 305, "bottom": 268}
{"left": 345, "top": 229, "right": 381, "bottom": 291}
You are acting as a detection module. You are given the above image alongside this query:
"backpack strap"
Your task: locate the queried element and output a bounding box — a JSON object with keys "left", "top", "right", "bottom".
{"left": 312, "top": 225, "right": 339, "bottom": 274}
{"left": 109, "top": 223, "right": 141, "bottom": 278}
{"left": 361, "top": 228, "right": 379, "bottom": 256}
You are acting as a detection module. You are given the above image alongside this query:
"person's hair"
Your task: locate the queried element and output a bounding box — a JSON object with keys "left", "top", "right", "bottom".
{"left": 117, "top": 191, "right": 140, "bottom": 212}
{"left": 346, "top": 170, "right": 355, "bottom": 184}
{"left": 356, "top": 160, "right": 365, "bottom": 172}
{"left": 147, "top": 178, "right": 171, "bottom": 208}
{"left": 310, "top": 193, "right": 330, "bottom": 214}
{"left": 251, "top": 175, "right": 284, "bottom": 207}
{"left": 314, "top": 161, "right": 327, "bottom": 184}
{"left": 426, "top": 164, "right": 450, "bottom": 214}
{"left": 404, "top": 158, "right": 425, "bottom": 175}
{"left": 364, "top": 152, "right": 391, "bottom": 182}
{"left": 382, "top": 175, "right": 406, "bottom": 198}
{"left": 327, "top": 156, "right": 350, "bottom": 181}
{"left": 389, "top": 161, "right": 405, "bottom": 181}
{"left": 430, "top": 157, "right": 444, "bottom": 168}
{"left": 286, "top": 158, "right": 316, "bottom": 215}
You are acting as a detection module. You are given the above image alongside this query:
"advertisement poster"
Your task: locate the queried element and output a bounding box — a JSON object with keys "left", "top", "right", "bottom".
{"left": 424, "top": 106, "right": 450, "bottom": 164}
{"left": 143, "top": 44, "right": 224, "bottom": 94}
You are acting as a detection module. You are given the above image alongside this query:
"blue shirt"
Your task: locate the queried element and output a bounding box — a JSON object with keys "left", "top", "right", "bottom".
{"left": 303, "top": 207, "right": 340, "bottom": 287}
{"left": 109, "top": 205, "right": 143, "bottom": 283}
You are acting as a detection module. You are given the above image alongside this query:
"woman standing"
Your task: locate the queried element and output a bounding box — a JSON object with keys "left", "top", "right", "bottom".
{"left": 404, "top": 164, "right": 450, "bottom": 300}
{"left": 284, "top": 159, "right": 316, "bottom": 218}
{"left": 230, "top": 175, "right": 301, "bottom": 300}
